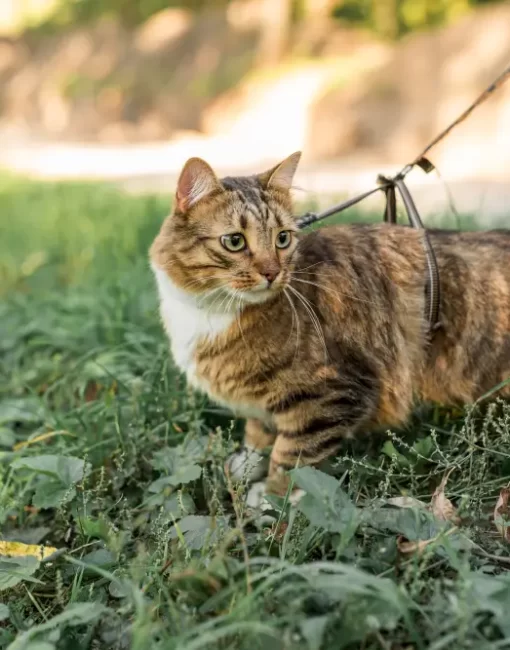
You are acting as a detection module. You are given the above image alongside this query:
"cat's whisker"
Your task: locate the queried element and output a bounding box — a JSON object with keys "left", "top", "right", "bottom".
{"left": 222, "top": 288, "right": 239, "bottom": 317}
{"left": 235, "top": 294, "right": 250, "bottom": 350}
{"left": 283, "top": 288, "right": 301, "bottom": 365}
{"left": 209, "top": 286, "right": 234, "bottom": 316}
{"left": 291, "top": 274, "right": 382, "bottom": 310}
{"left": 196, "top": 285, "right": 228, "bottom": 308}
{"left": 287, "top": 285, "right": 328, "bottom": 362}
{"left": 291, "top": 260, "right": 335, "bottom": 274}
{"left": 181, "top": 272, "right": 231, "bottom": 293}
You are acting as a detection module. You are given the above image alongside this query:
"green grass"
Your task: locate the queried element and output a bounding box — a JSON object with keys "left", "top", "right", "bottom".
{"left": 1, "top": 173, "right": 510, "bottom": 650}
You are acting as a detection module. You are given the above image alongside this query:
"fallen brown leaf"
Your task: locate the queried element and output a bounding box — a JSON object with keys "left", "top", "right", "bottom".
{"left": 268, "top": 521, "right": 288, "bottom": 543}
{"left": 397, "top": 527, "right": 458, "bottom": 558}
{"left": 494, "top": 487, "right": 510, "bottom": 542}
{"left": 0, "top": 541, "right": 59, "bottom": 561}
{"left": 431, "top": 468, "right": 460, "bottom": 525}
{"left": 84, "top": 380, "right": 101, "bottom": 402}
{"left": 397, "top": 536, "right": 436, "bottom": 556}
{"left": 387, "top": 496, "right": 427, "bottom": 509}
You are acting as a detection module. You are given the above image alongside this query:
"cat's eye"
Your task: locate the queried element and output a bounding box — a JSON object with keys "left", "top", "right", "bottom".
{"left": 221, "top": 233, "right": 246, "bottom": 252}
{"left": 275, "top": 231, "right": 292, "bottom": 249}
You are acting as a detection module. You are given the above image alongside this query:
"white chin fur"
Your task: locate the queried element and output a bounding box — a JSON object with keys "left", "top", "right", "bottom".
{"left": 236, "top": 289, "right": 275, "bottom": 305}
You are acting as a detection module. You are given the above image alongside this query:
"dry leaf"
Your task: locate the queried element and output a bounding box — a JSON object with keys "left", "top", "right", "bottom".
{"left": 0, "top": 541, "right": 59, "bottom": 561}
{"left": 431, "top": 468, "right": 460, "bottom": 524}
{"left": 494, "top": 487, "right": 510, "bottom": 542}
{"left": 14, "top": 429, "right": 73, "bottom": 451}
{"left": 397, "top": 536, "right": 436, "bottom": 556}
{"left": 268, "top": 521, "right": 288, "bottom": 543}
{"left": 386, "top": 496, "right": 427, "bottom": 509}
{"left": 397, "top": 526, "right": 458, "bottom": 558}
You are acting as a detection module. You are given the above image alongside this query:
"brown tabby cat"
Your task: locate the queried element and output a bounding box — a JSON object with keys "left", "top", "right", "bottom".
{"left": 150, "top": 152, "right": 510, "bottom": 505}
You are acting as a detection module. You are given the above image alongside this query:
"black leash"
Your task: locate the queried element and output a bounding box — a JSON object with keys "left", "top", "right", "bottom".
{"left": 296, "top": 63, "right": 510, "bottom": 336}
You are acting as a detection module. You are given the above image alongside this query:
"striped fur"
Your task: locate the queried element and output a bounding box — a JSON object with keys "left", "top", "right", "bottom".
{"left": 150, "top": 155, "right": 510, "bottom": 496}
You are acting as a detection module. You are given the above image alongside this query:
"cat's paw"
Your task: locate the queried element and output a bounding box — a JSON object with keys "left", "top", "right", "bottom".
{"left": 245, "top": 481, "right": 306, "bottom": 527}
{"left": 226, "top": 446, "right": 269, "bottom": 484}
{"left": 245, "top": 481, "right": 275, "bottom": 526}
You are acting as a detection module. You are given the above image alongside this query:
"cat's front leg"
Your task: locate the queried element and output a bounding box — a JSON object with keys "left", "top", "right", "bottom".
{"left": 256, "top": 365, "right": 381, "bottom": 505}
{"left": 225, "top": 418, "right": 276, "bottom": 484}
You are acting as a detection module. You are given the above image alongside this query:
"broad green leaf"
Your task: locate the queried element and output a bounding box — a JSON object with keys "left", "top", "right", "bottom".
{"left": 33, "top": 483, "right": 75, "bottom": 510}
{"left": 170, "top": 515, "right": 230, "bottom": 551}
{"left": 0, "top": 398, "right": 44, "bottom": 426}
{"left": 163, "top": 493, "right": 196, "bottom": 517}
{"left": 12, "top": 455, "right": 62, "bottom": 479}
{"left": 292, "top": 467, "right": 358, "bottom": 533}
{"left": 368, "top": 505, "right": 448, "bottom": 541}
{"left": 291, "top": 466, "right": 340, "bottom": 501}
{"left": 0, "top": 427, "right": 15, "bottom": 448}
{"left": 167, "top": 463, "right": 202, "bottom": 486}
{"left": 151, "top": 436, "right": 207, "bottom": 471}
{"left": 81, "top": 549, "right": 117, "bottom": 569}
{"left": 148, "top": 476, "right": 176, "bottom": 493}
{"left": 12, "top": 455, "right": 88, "bottom": 485}
{"left": 0, "top": 604, "right": 10, "bottom": 622}
{"left": 0, "top": 556, "right": 40, "bottom": 591}
{"left": 149, "top": 464, "right": 202, "bottom": 489}
{"left": 1, "top": 527, "right": 50, "bottom": 545}
{"left": 78, "top": 515, "right": 110, "bottom": 540}
{"left": 56, "top": 455, "right": 87, "bottom": 485}
{"left": 381, "top": 441, "right": 410, "bottom": 467}
{"left": 151, "top": 436, "right": 206, "bottom": 487}
{"left": 412, "top": 435, "right": 434, "bottom": 458}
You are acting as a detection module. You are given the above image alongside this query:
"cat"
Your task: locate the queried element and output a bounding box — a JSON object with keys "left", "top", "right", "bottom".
{"left": 150, "top": 152, "right": 510, "bottom": 506}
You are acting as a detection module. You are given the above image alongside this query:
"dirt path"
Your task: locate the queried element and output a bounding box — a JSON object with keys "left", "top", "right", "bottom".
{"left": 1, "top": 133, "right": 509, "bottom": 226}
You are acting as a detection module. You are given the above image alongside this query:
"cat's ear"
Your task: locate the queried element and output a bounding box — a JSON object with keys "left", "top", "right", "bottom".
{"left": 259, "top": 151, "right": 302, "bottom": 192}
{"left": 175, "top": 157, "right": 221, "bottom": 212}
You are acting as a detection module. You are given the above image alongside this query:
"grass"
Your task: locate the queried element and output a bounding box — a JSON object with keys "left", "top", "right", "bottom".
{"left": 1, "top": 172, "right": 510, "bottom": 650}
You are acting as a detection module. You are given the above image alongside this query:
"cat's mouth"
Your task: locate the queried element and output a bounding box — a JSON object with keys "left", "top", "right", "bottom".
{"left": 234, "top": 280, "right": 286, "bottom": 305}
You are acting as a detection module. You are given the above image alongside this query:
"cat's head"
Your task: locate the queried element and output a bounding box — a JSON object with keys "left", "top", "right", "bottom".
{"left": 150, "top": 152, "right": 301, "bottom": 307}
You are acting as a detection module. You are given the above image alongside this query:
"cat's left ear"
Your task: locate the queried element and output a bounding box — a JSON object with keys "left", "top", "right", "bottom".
{"left": 259, "top": 151, "right": 302, "bottom": 192}
{"left": 175, "top": 157, "right": 222, "bottom": 213}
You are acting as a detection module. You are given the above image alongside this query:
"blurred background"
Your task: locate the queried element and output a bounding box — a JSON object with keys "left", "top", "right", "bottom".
{"left": 1, "top": 0, "right": 510, "bottom": 220}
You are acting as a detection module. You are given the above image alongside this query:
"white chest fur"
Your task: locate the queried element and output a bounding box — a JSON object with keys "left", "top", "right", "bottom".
{"left": 151, "top": 265, "right": 269, "bottom": 422}
{"left": 151, "top": 266, "right": 234, "bottom": 388}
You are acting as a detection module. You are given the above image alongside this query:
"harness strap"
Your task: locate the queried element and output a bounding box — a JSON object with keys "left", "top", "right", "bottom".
{"left": 383, "top": 183, "right": 397, "bottom": 224}
{"left": 297, "top": 174, "right": 441, "bottom": 335}
{"left": 392, "top": 177, "right": 441, "bottom": 333}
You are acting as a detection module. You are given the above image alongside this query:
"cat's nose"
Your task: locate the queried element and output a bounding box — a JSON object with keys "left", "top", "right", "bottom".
{"left": 262, "top": 269, "right": 278, "bottom": 284}
{"left": 256, "top": 260, "right": 280, "bottom": 285}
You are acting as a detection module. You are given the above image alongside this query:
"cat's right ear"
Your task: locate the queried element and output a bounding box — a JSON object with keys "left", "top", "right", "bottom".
{"left": 175, "top": 157, "right": 221, "bottom": 213}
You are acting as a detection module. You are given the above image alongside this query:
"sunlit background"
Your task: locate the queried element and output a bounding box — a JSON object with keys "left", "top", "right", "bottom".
{"left": 1, "top": 0, "right": 510, "bottom": 219}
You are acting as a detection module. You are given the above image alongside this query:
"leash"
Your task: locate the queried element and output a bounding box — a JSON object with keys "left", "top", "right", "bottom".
{"left": 296, "top": 63, "right": 510, "bottom": 336}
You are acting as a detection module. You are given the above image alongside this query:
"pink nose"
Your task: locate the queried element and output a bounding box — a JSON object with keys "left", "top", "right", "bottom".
{"left": 262, "top": 269, "right": 278, "bottom": 284}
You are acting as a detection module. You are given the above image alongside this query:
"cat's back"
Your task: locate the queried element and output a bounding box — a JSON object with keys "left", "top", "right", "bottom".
{"left": 296, "top": 224, "right": 510, "bottom": 279}
{"left": 429, "top": 228, "right": 510, "bottom": 272}
{"left": 295, "top": 223, "right": 427, "bottom": 292}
